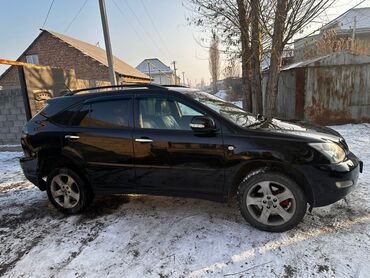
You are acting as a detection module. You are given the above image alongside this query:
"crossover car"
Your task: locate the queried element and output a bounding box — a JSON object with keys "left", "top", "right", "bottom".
{"left": 20, "top": 84, "right": 363, "bottom": 232}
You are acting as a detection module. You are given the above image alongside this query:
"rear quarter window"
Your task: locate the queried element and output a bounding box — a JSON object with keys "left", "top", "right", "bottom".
{"left": 51, "top": 104, "right": 84, "bottom": 126}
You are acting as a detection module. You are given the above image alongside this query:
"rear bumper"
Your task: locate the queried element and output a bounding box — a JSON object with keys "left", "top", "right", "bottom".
{"left": 302, "top": 152, "right": 362, "bottom": 207}
{"left": 19, "top": 156, "right": 46, "bottom": 190}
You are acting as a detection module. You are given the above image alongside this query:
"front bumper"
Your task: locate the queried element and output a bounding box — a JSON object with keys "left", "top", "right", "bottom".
{"left": 302, "top": 152, "right": 363, "bottom": 207}
{"left": 20, "top": 156, "right": 46, "bottom": 190}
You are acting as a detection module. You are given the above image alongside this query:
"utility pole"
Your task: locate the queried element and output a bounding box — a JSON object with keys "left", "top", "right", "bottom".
{"left": 99, "top": 0, "right": 117, "bottom": 85}
{"left": 352, "top": 16, "right": 357, "bottom": 51}
{"left": 182, "top": 72, "right": 185, "bottom": 86}
{"left": 172, "top": 61, "right": 177, "bottom": 85}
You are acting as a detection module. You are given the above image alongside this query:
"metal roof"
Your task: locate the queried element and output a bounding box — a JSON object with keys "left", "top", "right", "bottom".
{"left": 282, "top": 52, "right": 370, "bottom": 71}
{"left": 136, "top": 58, "right": 173, "bottom": 74}
{"left": 42, "top": 29, "right": 150, "bottom": 81}
{"left": 321, "top": 7, "right": 370, "bottom": 32}
{"left": 295, "top": 7, "right": 370, "bottom": 47}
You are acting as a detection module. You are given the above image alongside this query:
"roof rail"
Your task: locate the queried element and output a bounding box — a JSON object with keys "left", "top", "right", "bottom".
{"left": 64, "top": 83, "right": 168, "bottom": 96}
{"left": 162, "top": 85, "right": 189, "bottom": 88}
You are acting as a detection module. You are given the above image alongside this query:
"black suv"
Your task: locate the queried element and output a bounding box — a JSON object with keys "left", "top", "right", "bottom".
{"left": 20, "top": 84, "right": 363, "bottom": 232}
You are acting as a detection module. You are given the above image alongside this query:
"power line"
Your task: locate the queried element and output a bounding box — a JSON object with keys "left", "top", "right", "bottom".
{"left": 64, "top": 0, "right": 89, "bottom": 33}
{"left": 112, "top": 0, "right": 148, "bottom": 46}
{"left": 139, "top": 0, "right": 174, "bottom": 60}
{"left": 111, "top": 0, "right": 176, "bottom": 75}
{"left": 41, "top": 0, "right": 55, "bottom": 29}
{"left": 120, "top": 0, "right": 171, "bottom": 61}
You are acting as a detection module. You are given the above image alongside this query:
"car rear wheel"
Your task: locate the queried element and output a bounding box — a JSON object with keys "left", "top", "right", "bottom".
{"left": 237, "top": 171, "right": 307, "bottom": 232}
{"left": 46, "top": 168, "right": 93, "bottom": 214}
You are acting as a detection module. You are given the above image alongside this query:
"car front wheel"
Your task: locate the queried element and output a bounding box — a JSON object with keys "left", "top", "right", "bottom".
{"left": 46, "top": 168, "right": 93, "bottom": 214}
{"left": 237, "top": 171, "right": 307, "bottom": 232}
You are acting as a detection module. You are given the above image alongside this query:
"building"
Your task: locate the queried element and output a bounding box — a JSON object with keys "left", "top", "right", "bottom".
{"left": 0, "top": 29, "right": 150, "bottom": 89}
{"left": 136, "top": 58, "right": 180, "bottom": 85}
{"left": 294, "top": 7, "right": 370, "bottom": 61}
{"left": 0, "top": 29, "right": 151, "bottom": 144}
{"left": 262, "top": 52, "right": 370, "bottom": 124}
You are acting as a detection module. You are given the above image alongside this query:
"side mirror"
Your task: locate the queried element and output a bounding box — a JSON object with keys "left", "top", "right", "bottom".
{"left": 256, "top": 114, "right": 264, "bottom": 121}
{"left": 190, "top": 116, "right": 216, "bottom": 133}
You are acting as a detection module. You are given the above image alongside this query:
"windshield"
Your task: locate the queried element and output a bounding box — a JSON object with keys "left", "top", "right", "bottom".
{"left": 183, "top": 89, "right": 259, "bottom": 127}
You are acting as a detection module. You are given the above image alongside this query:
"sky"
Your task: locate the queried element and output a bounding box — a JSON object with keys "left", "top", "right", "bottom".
{"left": 0, "top": 0, "right": 369, "bottom": 86}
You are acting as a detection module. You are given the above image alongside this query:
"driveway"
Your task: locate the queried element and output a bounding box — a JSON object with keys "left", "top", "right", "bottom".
{"left": 1, "top": 124, "right": 369, "bottom": 278}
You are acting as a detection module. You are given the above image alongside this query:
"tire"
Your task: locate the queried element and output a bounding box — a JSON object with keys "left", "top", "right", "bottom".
{"left": 46, "top": 168, "right": 93, "bottom": 214}
{"left": 237, "top": 171, "right": 307, "bottom": 232}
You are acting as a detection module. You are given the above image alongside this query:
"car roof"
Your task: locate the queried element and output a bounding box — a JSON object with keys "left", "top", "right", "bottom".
{"left": 44, "top": 85, "right": 201, "bottom": 118}
{"left": 51, "top": 85, "right": 198, "bottom": 107}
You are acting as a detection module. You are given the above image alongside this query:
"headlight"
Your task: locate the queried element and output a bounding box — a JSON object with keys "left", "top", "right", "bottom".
{"left": 309, "top": 142, "right": 346, "bottom": 163}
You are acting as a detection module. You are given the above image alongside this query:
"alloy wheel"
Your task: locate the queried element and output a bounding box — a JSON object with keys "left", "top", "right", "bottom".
{"left": 246, "top": 181, "right": 296, "bottom": 226}
{"left": 50, "top": 174, "right": 80, "bottom": 209}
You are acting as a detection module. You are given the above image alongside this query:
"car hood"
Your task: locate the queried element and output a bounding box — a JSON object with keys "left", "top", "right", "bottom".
{"left": 253, "top": 118, "right": 345, "bottom": 144}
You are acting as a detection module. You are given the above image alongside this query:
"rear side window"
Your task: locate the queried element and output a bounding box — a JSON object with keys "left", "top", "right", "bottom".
{"left": 80, "top": 99, "right": 131, "bottom": 128}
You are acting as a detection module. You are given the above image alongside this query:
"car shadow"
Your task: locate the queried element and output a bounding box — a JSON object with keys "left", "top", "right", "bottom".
{"left": 2, "top": 186, "right": 370, "bottom": 236}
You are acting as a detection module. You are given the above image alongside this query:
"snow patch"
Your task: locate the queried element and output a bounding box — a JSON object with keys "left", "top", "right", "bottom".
{"left": 0, "top": 124, "right": 369, "bottom": 277}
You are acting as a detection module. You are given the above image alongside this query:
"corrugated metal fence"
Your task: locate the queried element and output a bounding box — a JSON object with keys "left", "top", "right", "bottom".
{"left": 263, "top": 52, "right": 370, "bottom": 124}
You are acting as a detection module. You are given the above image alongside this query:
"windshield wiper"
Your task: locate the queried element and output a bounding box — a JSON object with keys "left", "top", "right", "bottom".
{"left": 246, "top": 115, "right": 268, "bottom": 128}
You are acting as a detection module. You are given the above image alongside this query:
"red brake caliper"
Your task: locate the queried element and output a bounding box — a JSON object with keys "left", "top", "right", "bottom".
{"left": 280, "top": 199, "right": 290, "bottom": 208}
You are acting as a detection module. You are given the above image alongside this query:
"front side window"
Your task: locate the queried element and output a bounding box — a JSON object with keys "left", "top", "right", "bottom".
{"left": 138, "top": 97, "right": 204, "bottom": 130}
{"left": 79, "top": 99, "right": 131, "bottom": 128}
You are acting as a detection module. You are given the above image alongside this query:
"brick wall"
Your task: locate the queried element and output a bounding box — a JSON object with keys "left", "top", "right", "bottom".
{"left": 0, "top": 31, "right": 111, "bottom": 88}
{"left": 0, "top": 89, "right": 27, "bottom": 145}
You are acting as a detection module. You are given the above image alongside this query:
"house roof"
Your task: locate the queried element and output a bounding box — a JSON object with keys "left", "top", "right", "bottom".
{"left": 136, "top": 58, "right": 173, "bottom": 74}
{"left": 295, "top": 7, "right": 370, "bottom": 47}
{"left": 42, "top": 30, "right": 150, "bottom": 81}
{"left": 321, "top": 7, "right": 370, "bottom": 32}
{"left": 282, "top": 52, "right": 370, "bottom": 71}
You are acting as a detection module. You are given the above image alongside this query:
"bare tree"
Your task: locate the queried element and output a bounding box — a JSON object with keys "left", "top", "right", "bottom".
{"left": 304, "top": 29, "right": 370, "bottom": 59}
{"left": 264, "top": 0, "right": 289, "bottom": 117}
{"left": 262, "top": 0, "right": 334, "bottom": 117}
{"left": 223, "top": 58, "right": 241, "bottom": 78}
{"left": 236, "top": 0, "right": 253, "bottom": 111}
{"left": 187, "top": 0, "right": 333, "bottom": 116}
{"left": 186, "top": 0, "right": 254, "bottom": 111}
{"left": 209, "top": 32, "right": 221, "bottom": 94}
{"left": 250, "top": 0, "right": 263, "bottom": 114}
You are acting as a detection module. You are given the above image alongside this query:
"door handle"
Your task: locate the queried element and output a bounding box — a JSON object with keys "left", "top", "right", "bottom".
{"left": 65, "top": 135, "right": 80, "bottom": 140}
{"left": 135, "top": 138, "right": 153, "bottom": 143}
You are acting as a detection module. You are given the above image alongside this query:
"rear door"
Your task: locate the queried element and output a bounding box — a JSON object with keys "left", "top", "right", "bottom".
{"left": 61, "top": 95, "right": 135, "bottom": 190}
{"left": 133, "top": 92, "right": 226, "bottom": 196}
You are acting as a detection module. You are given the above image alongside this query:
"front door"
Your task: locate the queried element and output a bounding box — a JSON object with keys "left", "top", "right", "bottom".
{"left": 133, "top": 94, "right": 225, "bottom": 196}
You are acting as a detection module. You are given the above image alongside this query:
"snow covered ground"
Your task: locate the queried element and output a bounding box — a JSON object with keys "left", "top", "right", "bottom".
{"left": 0, "top": 124, "right": 369, "bottom": 278}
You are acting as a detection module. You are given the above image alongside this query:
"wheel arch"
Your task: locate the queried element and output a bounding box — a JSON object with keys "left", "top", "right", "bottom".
{"left": 39, "top": 151, "right": 91, "bottom": 189}
{"left": 228, "top": 160, "right": 314, "bottom": 205}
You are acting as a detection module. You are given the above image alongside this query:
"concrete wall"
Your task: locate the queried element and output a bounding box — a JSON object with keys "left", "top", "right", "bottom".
{"left": 0, "top": 89, "right": 26, "bottom": 145}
